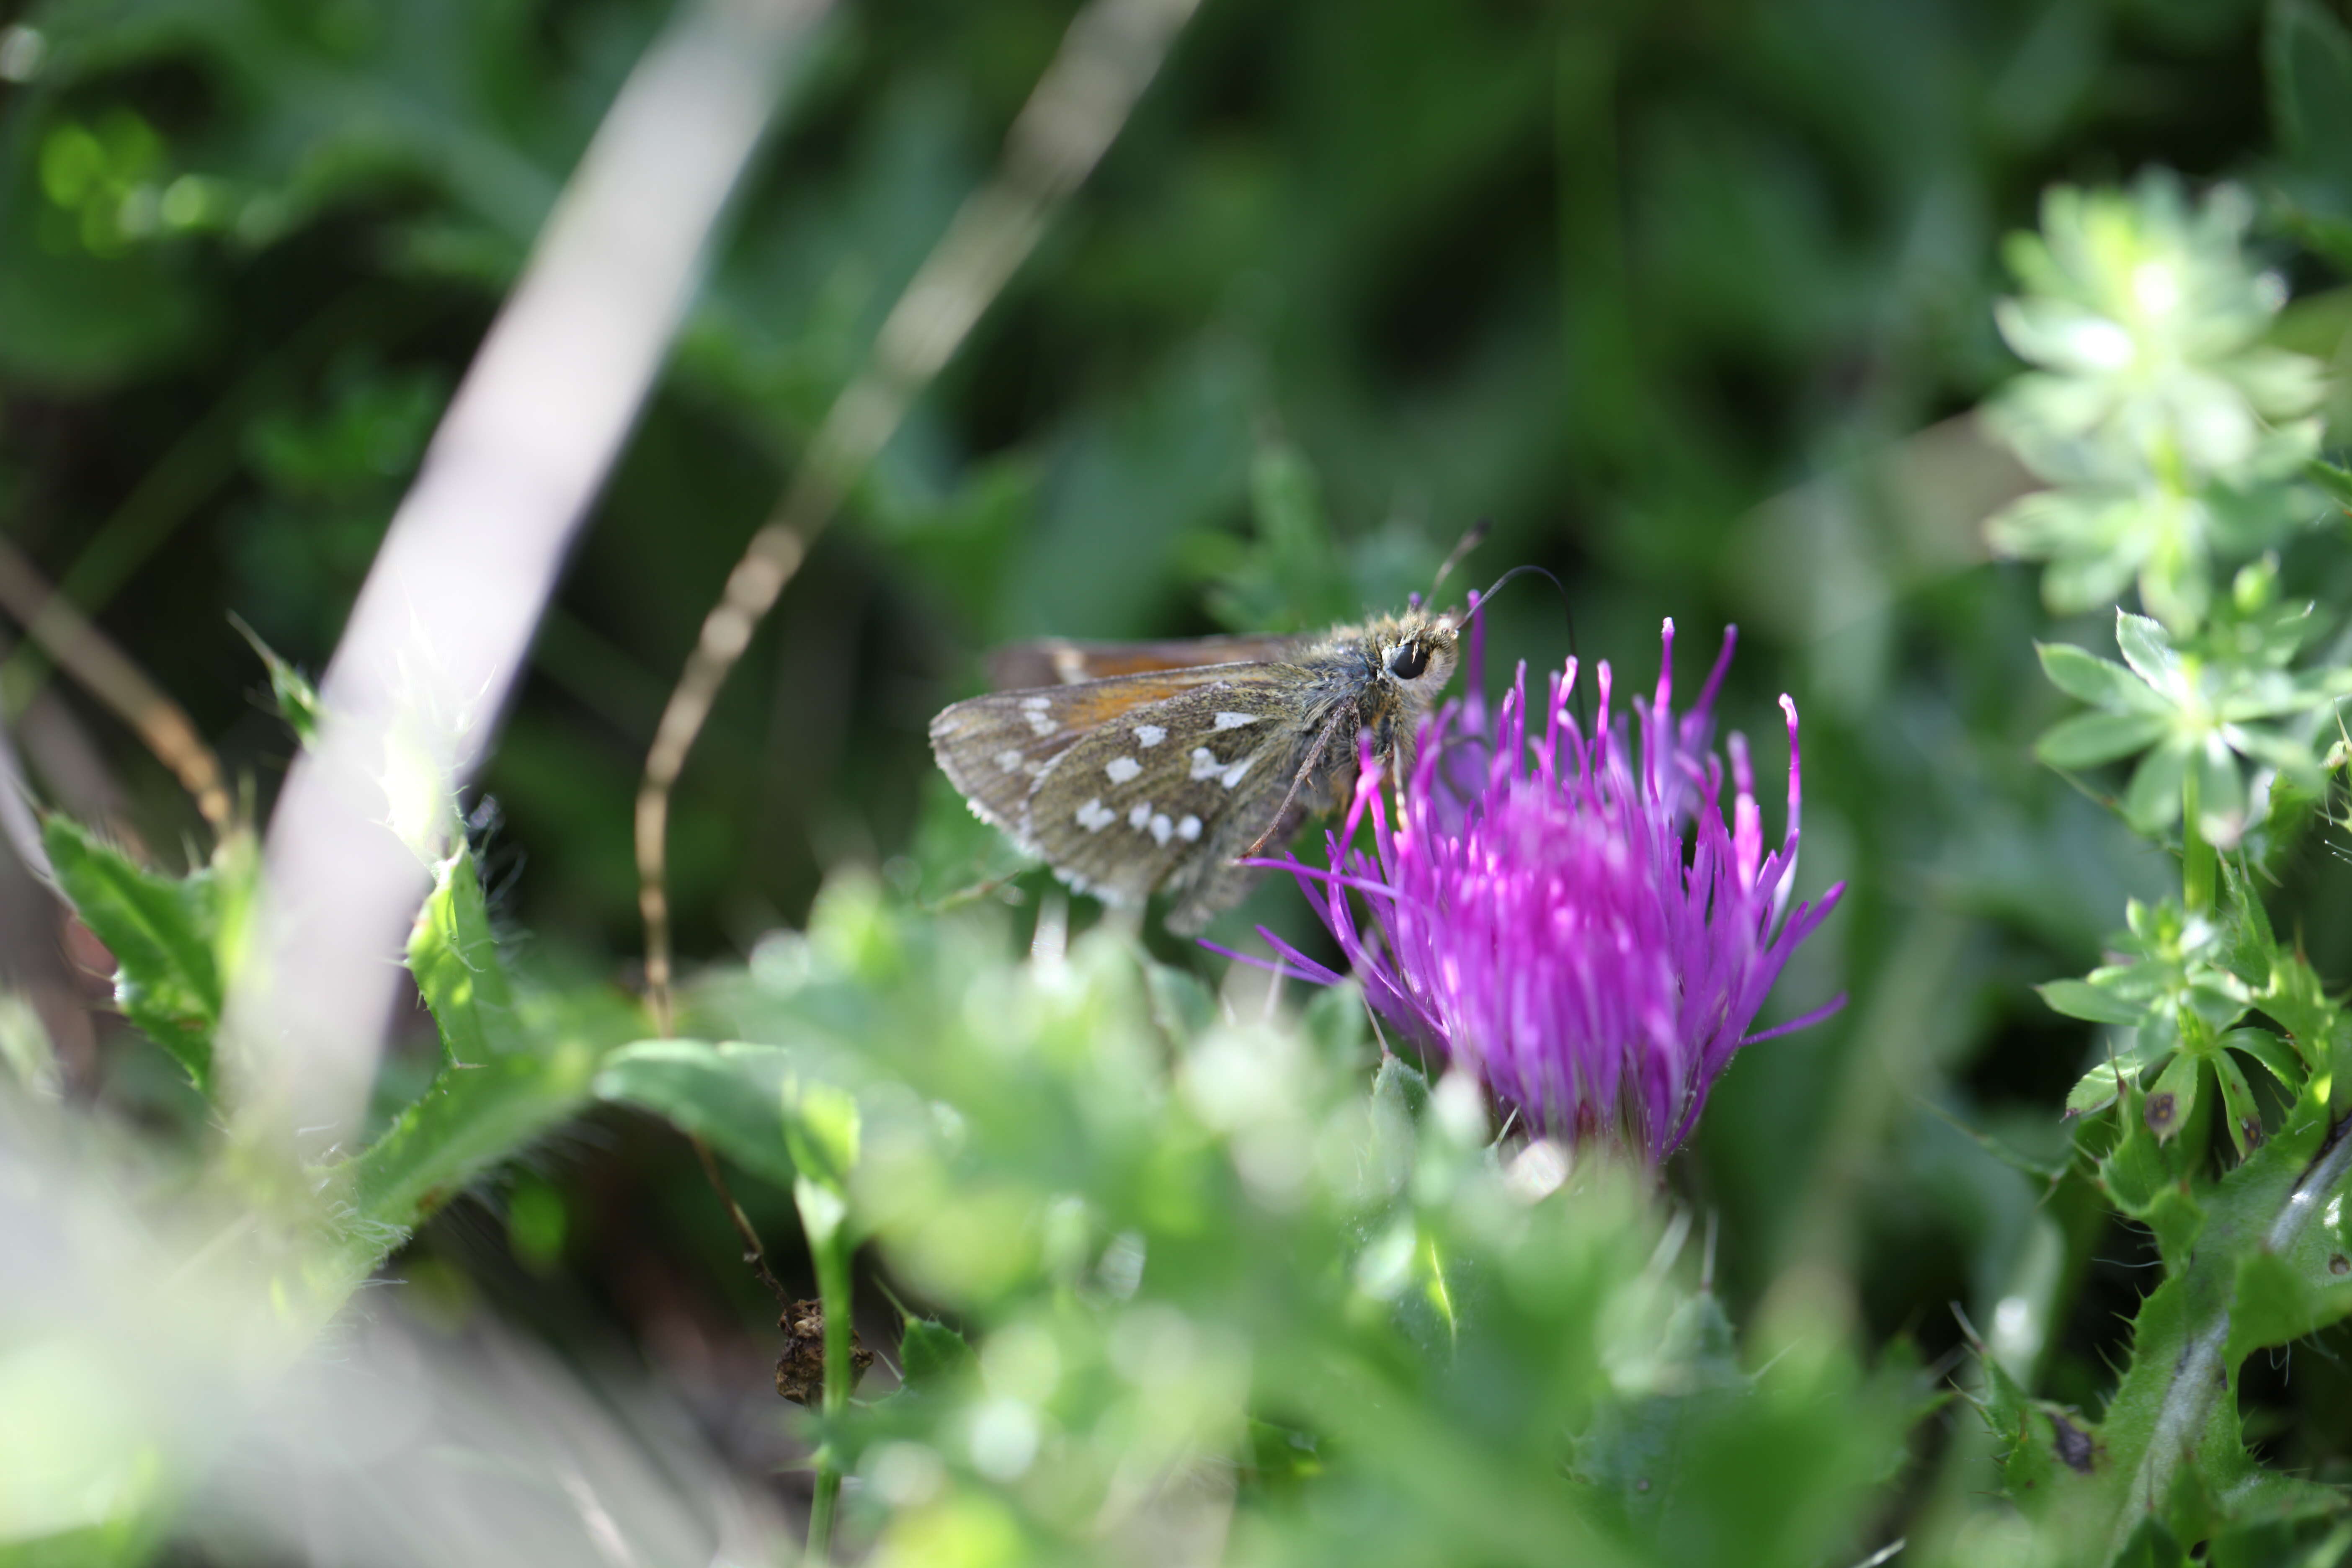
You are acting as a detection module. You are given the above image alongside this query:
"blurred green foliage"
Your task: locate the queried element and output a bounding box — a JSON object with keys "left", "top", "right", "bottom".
{"left": 10, "top": 0, "right": 2352, "bottom": 1563}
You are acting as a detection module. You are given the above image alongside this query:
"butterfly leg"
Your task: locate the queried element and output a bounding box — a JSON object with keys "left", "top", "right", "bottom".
{"left": 1242, "top": 708, "right": 1354, "bottom": 858}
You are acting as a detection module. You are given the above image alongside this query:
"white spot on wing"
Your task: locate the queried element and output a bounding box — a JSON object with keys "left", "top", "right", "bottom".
{"left": 1128, "top": 802, "right": 1152, "bottom": 829}
{"left": 1150, "top": 813, "right": 1173, "bottom": 845}
{"left": 1026, "top": 709, "right": 1059, "bottom": 737}
{"left": 1021, "top": 695, "right": 1051, "bottom": 711}
{"left": 1105, "top": 756, "right": 1142, "bottom": 784}
{"left": 1176, "top": 815, "right": 1202, "bottom": 841}
{"left": 995, "top": 749, "right": 1024, "bottom": 774}
{"left": 1220, "top": 755, "right": 1255, "bottom": 789}
{"left": 1189, "top": 747, "right": 1221, "bottom": 781}
{"left": 1076, "top": 798, "right": 1115, "bottom": 832}
{"left": 1213, "top": 712, "right": 1259, "bottom": 730}
{"left": 1133, "top": 724, "right": 1166, "bottom": 748}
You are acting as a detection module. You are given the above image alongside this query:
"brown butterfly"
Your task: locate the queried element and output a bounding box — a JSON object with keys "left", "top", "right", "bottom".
{"left": 929, "top": 608, "right": 1464, "bottom": 933}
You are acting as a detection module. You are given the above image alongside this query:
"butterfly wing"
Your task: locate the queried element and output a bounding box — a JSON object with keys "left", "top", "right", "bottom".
{"left": 931, "top": 666, "right": 1314, "bottom": 928}
{"left": 986, "top": 634, "right": 1316, "bottom": 691}
{"left": 931, "top": 665, "right": 1257, "bottom": 841}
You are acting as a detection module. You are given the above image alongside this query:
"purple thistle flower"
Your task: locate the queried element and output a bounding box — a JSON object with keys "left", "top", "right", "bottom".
{"left": 1222, "top": 611, "right": 1844, "bottom": 1161}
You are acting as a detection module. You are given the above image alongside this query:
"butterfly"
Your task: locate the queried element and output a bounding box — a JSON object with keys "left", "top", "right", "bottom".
{"left": 928, "top": 607, "right": 1463, "bottom": 933}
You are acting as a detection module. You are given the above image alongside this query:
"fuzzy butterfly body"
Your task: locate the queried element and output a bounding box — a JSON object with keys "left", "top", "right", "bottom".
{"left": 930, "top": 610, "right": 1461, "bottom": 932}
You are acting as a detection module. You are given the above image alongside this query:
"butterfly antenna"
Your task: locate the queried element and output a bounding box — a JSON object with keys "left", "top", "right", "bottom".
{"left": 1431, "top": 518, "right": 1492, "bottom": 597}
{"left": 1469, "top": 562, "right": 1587, "bottom": 731}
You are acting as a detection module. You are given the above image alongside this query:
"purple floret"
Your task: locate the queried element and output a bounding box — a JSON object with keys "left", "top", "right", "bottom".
{"left": 1222, "top": 607, "right": 1845, "bottom": 1161}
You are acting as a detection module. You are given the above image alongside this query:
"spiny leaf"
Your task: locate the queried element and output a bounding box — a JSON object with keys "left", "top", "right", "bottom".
{"left": 2225, "top": 1248, "right": 2352, "bottom": 1365}
{"left": 2069, "top": 1086, "right": 2350, "bottom": 1558}
{"left": 42, "top": 816, "right": 225, "bottom": 1091}
{"left": 343, "top": 1040, "right": 606, "bottom": 1257}
{"left": 405, "top": 844, "right": 520, "bottom": 1066}
{"left": 230, "top": 613, "right": 323, "bottom": 745}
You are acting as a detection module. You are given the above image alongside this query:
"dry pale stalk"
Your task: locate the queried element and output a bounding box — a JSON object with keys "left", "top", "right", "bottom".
{"left": 0, "top": 533, "right": 230, "bottom": 831}
{"left": 636, "top": 0, "right": 1204, "bottom": 1032}
{"left": 218, "top": 0, "right": 824, "bottom": 1159}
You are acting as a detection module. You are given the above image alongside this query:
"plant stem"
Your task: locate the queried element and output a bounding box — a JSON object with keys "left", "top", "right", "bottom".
{"left": 2123, "top": 1112, "right": 2352, "bottom": 1546}
{"left": 688, "top": 1134, "right": 793, "bottom": 1305}
{"left": 2182, "top": 769, "right": 2215, "bottom": 914}
{"left": 805, "top": 1230, "right": 854, "bottom": 1563}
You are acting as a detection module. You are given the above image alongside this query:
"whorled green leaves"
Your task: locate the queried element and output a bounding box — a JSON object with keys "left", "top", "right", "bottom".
{"left": 2033, "top": 608, "right": 2352, "bottom": 848}
{"left": 1985, "top": 172, "right": 2328, "bottom": 632}
{"left": 592, "top": 874, "right": 1919, "bottom": 1568}
{"left": 2003, "top": 730, "right": 2352, "bottom": 1559}
{"left": 2044, "top": 856, "right": 2350, "bottom": 1153}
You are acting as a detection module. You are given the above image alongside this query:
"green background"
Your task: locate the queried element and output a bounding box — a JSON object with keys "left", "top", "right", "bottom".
{"left": 5, "top": 0, "right": 2351, "bottom": 1550}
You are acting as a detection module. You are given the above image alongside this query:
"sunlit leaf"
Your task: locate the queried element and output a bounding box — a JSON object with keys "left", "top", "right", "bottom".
{"left": 42, "top": 817, "right": 225, "bottom": 1091}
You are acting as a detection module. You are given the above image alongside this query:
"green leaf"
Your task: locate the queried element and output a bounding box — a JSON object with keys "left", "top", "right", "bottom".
{"left": 0, "top": 178, "right": 204, "bottom": 389}
{"left": 2067, "top": 1059, "right": 2135, "bottom": 1117}
{"left": 2116, "top": 611, "right": 2183, "bottom": 693}
{"left": 2218, "top": 858, "right": 2278, "bottom": 985}
{"left": 2269, "top": 0, "right": 2352, "bottom": 184}
{"left": 230, "top": 615, "right": 324, "bottom": 745}
{"left": 2213, "top": 1052, "right": 2262, "bottom": 1158}
{"left": 343, "top": 1039, "right": 606, "bottom": 1261}
{"left": 2042, "top": 977, "right": 2149, "bottom": 1026}
{"left": 593, "top": 1040, "right": 801, "bottom": 1193}
{"left": 1301, "top": 978, "right": 1371, "bottom": 1070}
{"left": 1921, "top": 1097, "right": 2074, "bottom": 1181}
{"left": 1372, "top": 1053, "right": 1432, "bottom": 1122}
{"left": 1142, "top": 959, "right": 1215, "bottom": 1043}
{"left": 2097, "top": 1080, "right": 2206, "bottom": 1270}
{"left": 2225, "top": 1249, "right": 2352, "bottom": 1365}
{"left": 2037, "top": 710, "right": 2170, "bottom": 769}
{"left": 2057, "top": 1082, "right": 2352, "bottom": 1560}
{"left": 42, "top": 816, "right": 225, "bottom": 1091}
{"left": 1245, "top": 1419, "right": 1325, "bottom": 1494}
{"left": 2220, "top": 1027, "right": 2305, "bottom": 1094}
{"left": 781, "top": 1072, "right": 861, "bottom": 1194}
{"left": 2113, "top": 1514, "right": 2190, "bottom": 1568}
{"left": 2192, "top": 737, "right": 2250, "bottom": 846}
{"left": 2144, "top": 1051, "right": 2200, "bottom": 1143}
{"left": 897, "top": 1315, "right": 975, "bottom": 1393}
{"left": 2306, "top": 457, "right": 2352, "bottom": 512}
{"left": 405, "top": 845, "right": 520, "bottom": 1066}
{"left": 1570, "top": 1290, "right": 1751, "bottom": 1535}
{"left": 2122, "top": 743, "right": 2189, "bottom": 833}
{"left": 2039, "top": 641, "right": 2165, "bottom": 712}
{"left": 2258, "top": 953, "right": 2340, "bottom": 1065}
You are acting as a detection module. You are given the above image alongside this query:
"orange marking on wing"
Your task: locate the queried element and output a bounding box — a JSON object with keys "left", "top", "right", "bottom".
{"left": 989, "top": 635, "right": 1307, "bottom": 689}
{"left": 1049, "top": 670, "right": 1242, "bottom": 728}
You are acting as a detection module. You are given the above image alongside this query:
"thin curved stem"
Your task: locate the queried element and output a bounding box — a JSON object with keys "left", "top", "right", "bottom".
{"left": 0, "top": 534, "right": 230, "bottom": 830}
{"left": 635, "top": 0, "right": 1204, "bottom": 1034}
{"left": 2182, "top": 768, "right": 2214, "bottom": 914}
{"left": 805, "top": 1229, "right": 855, "bottom": 1562}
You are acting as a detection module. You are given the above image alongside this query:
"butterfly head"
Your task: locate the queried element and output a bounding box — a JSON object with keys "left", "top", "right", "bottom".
{"left": 1379, "top": 613, "right": 1459, "bottom": 696}
{"left": 1337, "top": 609, "right": 1462, "bottom": 768}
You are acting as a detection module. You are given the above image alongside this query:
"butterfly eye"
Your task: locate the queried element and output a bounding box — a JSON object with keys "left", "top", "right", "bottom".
{"left": 1386, "top": 641, "right": 1429, "bottom": 680}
